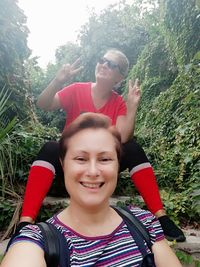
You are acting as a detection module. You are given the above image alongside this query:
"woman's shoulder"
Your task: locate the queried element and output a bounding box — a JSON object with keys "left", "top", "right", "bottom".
{"left": 128, "top": 205, "right": 156, "bottom": 220}
{"left": 9, "top": 215, "right": 63, "bottom": 249}
{"left": 127, "top": 205, "right": 164, "bottom": 243}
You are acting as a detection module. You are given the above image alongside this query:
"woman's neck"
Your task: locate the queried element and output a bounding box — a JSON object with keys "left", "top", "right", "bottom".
{"left": 92, "top": 82, "right": 113, "bottom": 100}
{"left": 91, "top": 82, "right": 113, "bottom": 110}
{"left": 58, "top": 201, "right": 122, "bottom": 237}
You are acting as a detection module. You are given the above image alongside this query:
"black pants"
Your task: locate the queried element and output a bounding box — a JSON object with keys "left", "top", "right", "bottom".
{"left": 35, "top": 138, "right": 150, "bottom": 179}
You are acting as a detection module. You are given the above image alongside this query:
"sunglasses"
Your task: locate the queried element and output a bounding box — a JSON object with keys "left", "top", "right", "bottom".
{"left": 98, "top": 57, "right": 123, "bottom": 75}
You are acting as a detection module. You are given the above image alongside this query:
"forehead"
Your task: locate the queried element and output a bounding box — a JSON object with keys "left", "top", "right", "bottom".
{"left": 67, "top": 128, "right": 116, "bottom": 152}
{"left": 104, "top": 51, "right": 120, "bottom": 63}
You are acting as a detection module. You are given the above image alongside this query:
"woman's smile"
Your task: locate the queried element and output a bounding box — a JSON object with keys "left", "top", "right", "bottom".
{"left": 80, "top": 182, "right": 105, "bottom": 189}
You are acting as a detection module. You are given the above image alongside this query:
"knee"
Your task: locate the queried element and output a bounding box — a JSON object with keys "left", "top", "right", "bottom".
{"left": 123, "top": 138, "right": 144, "bottom": 156}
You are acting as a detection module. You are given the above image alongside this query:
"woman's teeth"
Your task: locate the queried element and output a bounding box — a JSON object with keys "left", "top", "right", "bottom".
{"left": 81, "top": 182, "right": 104, "bottom": 188}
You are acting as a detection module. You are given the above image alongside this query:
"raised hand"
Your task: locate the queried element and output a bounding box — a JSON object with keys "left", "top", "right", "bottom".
{"left": 127, "top": 78, "right": 141, "bottom": 110}
{"left": 55, "top": 58, "right": 83, "bottom": 84}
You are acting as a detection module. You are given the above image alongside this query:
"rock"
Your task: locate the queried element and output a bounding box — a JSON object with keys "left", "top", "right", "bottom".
{"left": 174, "top": 229, "right": 200, "bottom": 261}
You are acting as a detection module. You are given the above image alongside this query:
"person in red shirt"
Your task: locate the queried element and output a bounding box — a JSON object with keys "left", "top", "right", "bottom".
{"left": 19, "top": 49, "right": 185, "bottom": 242}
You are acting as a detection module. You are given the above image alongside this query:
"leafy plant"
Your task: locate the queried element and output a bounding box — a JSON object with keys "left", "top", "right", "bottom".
{"left": 175, "top": 250, "right": 200, "bottom": 267}
{"left": 36, "top": 202, "right": 67, "bottom": 223}
{"left": 0, "top": 199, "right": 17, "bottom": 232}
{"left": 0, "top": 87, "right": 17, "bottom": 197}
{"left": 11, "top": 121, "right": 59, "bottom": 183}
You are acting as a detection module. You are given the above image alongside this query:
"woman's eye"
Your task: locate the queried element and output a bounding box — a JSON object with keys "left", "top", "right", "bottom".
{"left": 75, "top": 157, "right": 86, "bottom": 162}
{"left": 100, "top": 158, "right": 112, "bottom": 162}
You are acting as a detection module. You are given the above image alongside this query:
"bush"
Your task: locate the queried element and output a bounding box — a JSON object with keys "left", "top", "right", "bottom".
{"left": 134, "top": 56, "right": 200, "bottom": 221}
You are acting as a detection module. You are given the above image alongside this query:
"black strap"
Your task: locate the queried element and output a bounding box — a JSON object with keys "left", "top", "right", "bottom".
{"left": 113, "top": 206, "right": 152, "bottom": 250}
{"left": 113, "top": 206, "right": 155, "bottom": 267}
{"left": 37, "top": 222, "right": 59, "bottom": 267}
{"left": 37, "top": 222, "right": 70, "bottom": 267}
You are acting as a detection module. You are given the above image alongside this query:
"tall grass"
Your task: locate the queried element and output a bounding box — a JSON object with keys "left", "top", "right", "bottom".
{"left": 0, "top": 86, "right": 17, "bottom": 197}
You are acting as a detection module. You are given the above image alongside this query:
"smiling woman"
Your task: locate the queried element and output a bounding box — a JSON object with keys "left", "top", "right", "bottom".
{"left": 59, "top": 113, "right": 120, "bottom": 214}
{"left": 1, "top": 113, "right": 182, "bottom": 267}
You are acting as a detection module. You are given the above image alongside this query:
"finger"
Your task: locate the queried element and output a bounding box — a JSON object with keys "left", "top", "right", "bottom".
{"left": 134, "top": 78, "right": 140, "bottom": 87}
{"left": 61, "top": 63, "right": 70, "bottom": 71}
{"left": 128, "top": 79, "right": 133, "bottom": 90}
{"left": 71, "top": 66, "right": 83, "bottom": 75}
{"left": 71, "top": 57, "right": 82, "bottom": 68}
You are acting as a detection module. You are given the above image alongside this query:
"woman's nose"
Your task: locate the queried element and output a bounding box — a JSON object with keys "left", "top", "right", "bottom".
{"left": 101, "top": 61, "right": 109, "bottom": 68}
{"left": 86, "top": 161, "right": 100, "bottom": 177}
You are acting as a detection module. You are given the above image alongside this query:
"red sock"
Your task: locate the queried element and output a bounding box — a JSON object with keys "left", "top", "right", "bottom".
{"left": 131, "top": 166, "right": 163, "bottom": 214}
{"left": 21, "top": 163, "right": 55, "bottom": 220}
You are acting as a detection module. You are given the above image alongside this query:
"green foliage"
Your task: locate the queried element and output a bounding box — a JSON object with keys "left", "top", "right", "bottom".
{"left": 37, "top": 202, "right": 67, "bottom": 223}
{"left": 10, "top": 121, "right": 59, "bottom": 183}
{"left": 55, "top": 42, "right": 82, "bottom": 68}
{"left": 160, "top": 189, "right": 194, "bottom": 223}
{"left": 24, "top": 57, "right": 46, "bottom": 97}
{"left": 0, "top": 198, "right": 67, "bottom": 232}
{"left": 134, "top": 57, "right": 200, "bottom": 220}
{"left": 0, "top": 200, "right": 16, "bottom": 231}
{"left": 176, "top": 250, "right": 200, "bottom": 266}
{"left": 115, "top": 171, "right": 136, "bottom": 196}
{"left": 0, "top": 87, "right": 59, "bottom": 197}
{"left": 0, "top": 0, "right": 31, "bottom": 119}
{"left": 129, "top": 35, "right": 178, "bottom": 86}
{"left": 0, "top": 87, "right": 17, "bottom": 197}
{"left": 160, "top": 0, "right": 200, "bottom": 67}
{"left": 128, "top": 0, "right": 200, "bottom": 222}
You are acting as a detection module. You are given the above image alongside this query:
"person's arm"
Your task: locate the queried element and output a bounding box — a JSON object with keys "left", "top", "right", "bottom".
{"left": 152, "top": 239, "right": 182, "bottom": 267}
{"left": 37, "top": 59, "right": 83, "bottom": 111}
{"left": 116, "top": 79, "right": 141, "bottom": 143}
{"left": 0, "top": 242, "right": 46, "bottom": 267}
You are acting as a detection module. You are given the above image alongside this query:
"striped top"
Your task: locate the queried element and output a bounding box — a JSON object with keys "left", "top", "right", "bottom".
{"left": 12, "top": 206, "right": 164, "bottom": 266}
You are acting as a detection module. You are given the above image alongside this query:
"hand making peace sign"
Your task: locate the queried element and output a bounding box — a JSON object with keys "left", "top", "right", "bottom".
{"left": 55, "top": 58, "right": 83, "bottom": 85}
{"left": 127, "top": 78, "right": 141, "bottom": 110}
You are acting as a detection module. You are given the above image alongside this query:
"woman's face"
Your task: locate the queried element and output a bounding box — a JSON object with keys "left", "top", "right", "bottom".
{"left": 95, "top": 51, "right": 123, "bottom": 85}
{"left": 62, "top": 128, "right": 119, "bottom": 210}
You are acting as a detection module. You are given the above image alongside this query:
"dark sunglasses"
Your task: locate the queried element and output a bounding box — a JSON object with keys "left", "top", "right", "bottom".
{"left": 98, "top": 57, "right": 123, "bottom": 75}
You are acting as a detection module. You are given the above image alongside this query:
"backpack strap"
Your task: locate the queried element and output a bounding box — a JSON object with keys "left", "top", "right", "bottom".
{"left": 37, "top": 222, "right": 70, "bottom": 267}
{"left": 112, "top": 206, "right": 156, "bottom": 267}
{"left": 112, "top": 206, "right": 152, "bottom": 250}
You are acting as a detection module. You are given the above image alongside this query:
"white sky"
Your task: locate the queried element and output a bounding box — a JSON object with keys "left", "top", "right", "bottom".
{"left": 18, "top": 0, "right": 133, "bottom": 68}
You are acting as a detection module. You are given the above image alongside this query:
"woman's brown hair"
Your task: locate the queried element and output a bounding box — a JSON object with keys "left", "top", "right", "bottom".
{"left": 59, "top": 112, "right": 122, "bottom": 163}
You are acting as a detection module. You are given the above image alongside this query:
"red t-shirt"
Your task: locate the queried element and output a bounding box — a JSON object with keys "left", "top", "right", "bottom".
{"left": 57, "top": 82, "right": 127, "bottom": 130}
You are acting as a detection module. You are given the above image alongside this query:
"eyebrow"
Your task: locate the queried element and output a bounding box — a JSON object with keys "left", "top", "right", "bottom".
{"left": 72, "top": 150, "right": 115, "bottom": 155}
